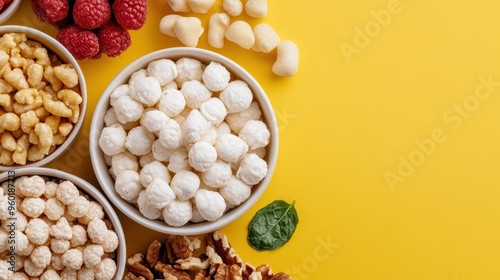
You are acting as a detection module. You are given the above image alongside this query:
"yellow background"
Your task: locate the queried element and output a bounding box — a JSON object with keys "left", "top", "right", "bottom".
{"left": 6, "top": 0, "right": 500, "bottom": 279}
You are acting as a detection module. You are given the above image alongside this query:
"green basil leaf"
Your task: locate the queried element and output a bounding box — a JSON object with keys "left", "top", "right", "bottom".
{"left": 247, "top": 200, "right": 299, "bottom": 251}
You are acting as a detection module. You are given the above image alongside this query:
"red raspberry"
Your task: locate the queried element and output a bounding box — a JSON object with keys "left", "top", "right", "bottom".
{"left": 73, "top": 0, "right": 111, "bottom": 30}
{"left": 57, "top": 25, "right": 100, "bottom": 60}
{"left": 39, "top": 0, "right": 69, "bottom": 22}
{"left": 112, "top": 0, "right": 148, "bottom": 30}
{"left": 98, "top": 20, "right": 131, "bottom": 57}
{"left": 0, "top": 0, "right": 13, "bottom": 11}
{"left": 31, "top": 0, "right": 55, "bottom": 24}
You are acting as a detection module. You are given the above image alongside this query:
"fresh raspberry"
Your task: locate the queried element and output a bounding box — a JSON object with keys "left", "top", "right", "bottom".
{"left": 112, "top": 0, "right": 148, "bottom": 30}
{"left": 72, "top": 0, "right": 111, "bottom": 30}
{"left": 98, "top": 20, "right": 131, "bottom": 57}
{"left": 31, "top": 0, "right": 55, "bottom": 24}
{"left": 39, "top": 0, "right": 69, "bottom": 22}
{"left": 57, "top": 25, "right": 100, "bottom": 60}
{"left": 0, "top": 0, "right": 13, "bottom": 12}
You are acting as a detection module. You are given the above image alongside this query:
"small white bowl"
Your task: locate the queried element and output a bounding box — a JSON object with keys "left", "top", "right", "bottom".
{"left": 90, "top": 48, "right": 279, "bottom": 235}
{"left": 0, "top": 0, "right": 21, "bottom": 25}
{"left": 0, "top": 26, "right": 87, "bottom": 171}
{"left": 0, "top": 167, "right": 126, "bottom": 279}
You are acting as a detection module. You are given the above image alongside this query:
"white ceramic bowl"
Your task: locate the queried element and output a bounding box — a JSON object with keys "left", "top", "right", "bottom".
{"left": 0, "top": 0, "right": 21, "bottom": 25}
{"left": 0, "top": 167, "right": 126, "bottom": 279}
{"left": 0, "top": 26, "right": 87, "bottom": 171}
{"left": 90, "top": 47, "right": 279, "bottom": 235}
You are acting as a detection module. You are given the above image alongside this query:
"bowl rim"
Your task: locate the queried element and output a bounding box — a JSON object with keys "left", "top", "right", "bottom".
{"left": 0, "top": 0, "right": 21, "bottom": 25}
{"left": 0, "top": 25, "right": 88, "bottom": 171}
{"left": 0, "top": 167, "right": 126, "bottom": 279}
{"left": 90, "top": 47, "right": 279, "bottom": 235}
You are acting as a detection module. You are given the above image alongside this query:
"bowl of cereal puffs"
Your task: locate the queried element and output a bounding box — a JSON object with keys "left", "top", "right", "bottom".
{"left": 0, "top": 26, "right": 87, "bottom": 171}
{"left": 89, "top": 48, "right": 278, "bottom": 235}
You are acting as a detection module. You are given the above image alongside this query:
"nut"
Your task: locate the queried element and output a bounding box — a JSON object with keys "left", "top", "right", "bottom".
{"left": 126, "top": 253, "right": 154, "bottom": 280}
{"left": 126, "top": 231, "right": 292, "bottom": 280}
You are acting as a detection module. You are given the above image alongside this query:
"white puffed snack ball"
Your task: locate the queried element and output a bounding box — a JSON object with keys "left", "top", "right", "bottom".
{"left": 181, "top": 80, "right": 213, "bottom": 109}
{"left": 225, "top": 101, "right": 261, "bottom": 133}
{"left": 238, "top": 119, "right": 270, "bottom": 149}
{"left": 147, "top": 59, "right": 178, "bottom": 86}
{"left": 139, "top": 152, "right": 155, "bottom": 167}
{"left": 115, "top": 170, "right": 142, "bottom": 202}
{"left": 98, "top": 124, "right": 127, "bottom": 156}
{"left": 236, "top": 153, "right": 268, "bottom": 185}
{"left": 101, "top": 230, "right": 119, "bottom": 253}
{"left": 109, "top": 84, "right": 130, "bottom": 107}
{"left": 18, "top": 175, "right": 45, "bottom": 198}
{"left": 129, "top": 69, "right": 148, "bottom": 86}
{"left": 202, "top": 62, "right": 231, "bottom": 92}
{"left": 245, "top": 0, "right": 267, "bottom": 18}
{"left": 187, "top": 0, "right": 215, "bottom": 14}
{"left": 162, "top": 199, "right": 192, "bottom": 227}
{"left": 219, "top": 80, "right": 253, "bottom": 113}
{"left": 174, "top": 17, "right": 204, "bottom": 47}
{"left": 222, "top": 0, "right": 242, "bottom": 16}
{"left": 30, "top": 245, "right": 52, "bottom": 268}
{"left": 113, "top": 95, "right": 144, "bottom": 124}
{"left": 51, "top": 238, "right": 70, "bottom": 254}
{"left": 87, "top": 219, "right": 108, "bottom": 244}
{"left": 215, "top": 133, "right": 248, "bottom": 163}
{"left": 188, "top": 141, "right": 217, "bottom": 172}
{"left": 175, "top": 57, "right": 203, "bottom": 86}
{"left": 67, "top": 195, "right": 90, "bottom": 218}
{"left": 93, "top": 258, "right": 117, "bottom": 280}
{"left": 168, "top": 147, "right": 191, "bottom": 173}
{"left": 145, "top": 178, "right": 176, "bottom": 209}
{"left": 56, "top": 181, "right": 79, "bottom": 205}
{"left": 137, "top": 190, "right": 162, "bottom": 220}
{"left": 225, "top": 21, "right": 255, "bottom": 49}
{"left": 44, "top": 198, "right": 65, "bottom": 220}
{"left": 195, "top": 189, "right": 226, "bottom": 221}
{"left": 24, "top": 259, "right": 44, "bottom": 277}
{"left": 158, "top": 89, "right": 186, "bottom": 117}
{"left": 130, "top": 77, "right": 162, "bottom": 106}
{"left": 160, "top": 14, "right": 182, "bottom": 37}
{"left": 159, "top": 119, "right": 183, "bottom": 150}
{"left": 20, "top": 197, "right": 45, "bottom": 218}
{"left": 70, "top": 225, "right": 88, "bottom": 247}
{"left": 182, "top": 109, "right": 211, "bottom": 143}
{"left": 152, "top": 140, "right": 174, "bottom": 162}
{"left": 201, "top": 159, "right": 232, "bottom": 188}
{"left": 140, "top": 161, "right": 171, "bottom": 187}
{"left": 125, "top": 126, "right": 155, "bottom": 156}
{"left": 78, "top": 201, "right": 104, "bottom": 225}
{"left": 215, "top": 122, "right": 231, "bottom": 138}
{"left": 208, "top": 13, "right": 230, "bottom": 48}
{"left": 140, "top": 109, "right": 169, "bottom": 133}
{"left": 219, "top": 176, "right": 252, "bottom": 207}
{"left": 272, "top": 41, "right": 299, "bottom": 77}
{"left": 252, "top": 23, "right": 280, "bottom": 53}
{"left": 111, "top": 151, "right": 139, "bottom": 176}
{"left": 50, "top": 217, "right": 73, "bottom": 240}
{"left": 190, "top": 204, "right": 206, "bottom": 223}
{"left": 25, "top": 218, "right": 50, "bottom": 245}
{"left": 62, "top": 249, "right": 83, "bottom": 270}
{"left": 200, "top": 98, "right": 227, "bottom": 126}
{"left": 83, "top": 244, "right": 104, "bottom": 268}
{"left": 104, "top": 108, "right": 118, "bottom": 126}
{"left": 170, "top": 170, "right": 200, "bottom": 200}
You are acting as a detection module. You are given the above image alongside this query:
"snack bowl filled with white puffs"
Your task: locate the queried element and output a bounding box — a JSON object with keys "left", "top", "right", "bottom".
{"left": 90, "top": 48, "right": 278, "bottom": 235}
{"left": 0, "top": 167, "right": 126, "bottom": 279}
{"left": 0, "top": 26, "right": 87, "bottom": 171}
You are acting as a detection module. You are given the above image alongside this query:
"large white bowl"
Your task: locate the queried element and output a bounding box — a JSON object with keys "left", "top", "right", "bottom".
{"left": 0, "top": 26, "right": 87, "bottom": 171}
{"left": 0, "top": 167, "right": 126, "bottom": 279}
{"left": 0, "top": 0, "right": 21, "bottom": 25}
{"left": 90, "top": 48, "right": 279, "bottom": 235}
